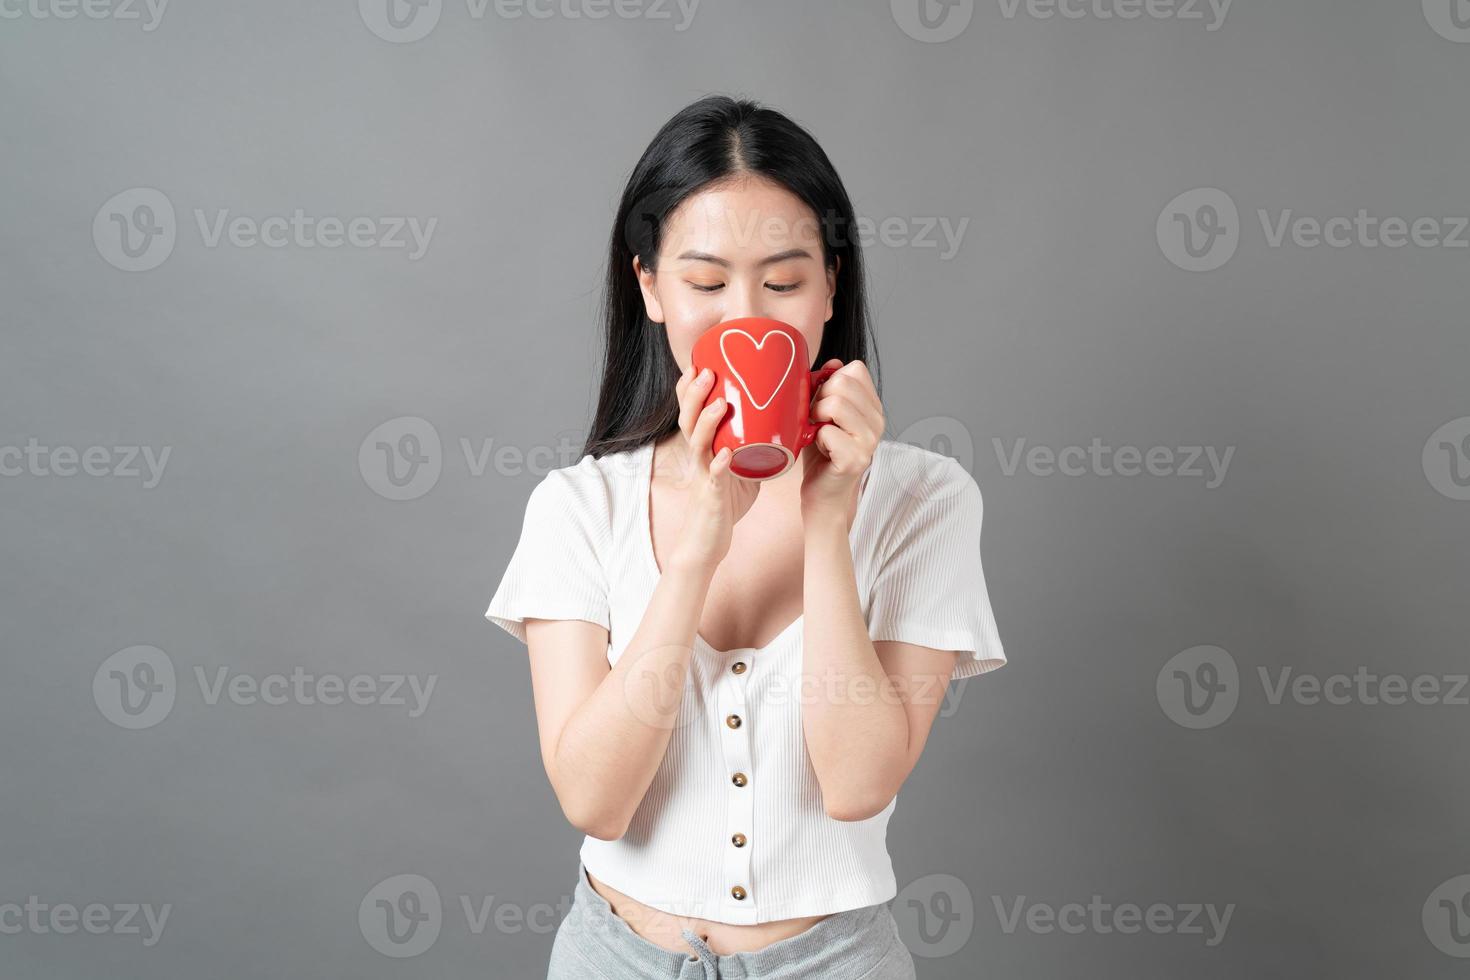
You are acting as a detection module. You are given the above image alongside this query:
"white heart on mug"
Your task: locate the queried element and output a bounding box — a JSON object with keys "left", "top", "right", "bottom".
{"left": 719, "top": 329, "right": 797, "bottom": 411}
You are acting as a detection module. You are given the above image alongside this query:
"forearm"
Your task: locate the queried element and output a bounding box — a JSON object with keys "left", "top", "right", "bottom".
{"left": 800, "top": 510, "right": 910, "bottom": 821}
{"left": 551, "top": 555, "right": 714, "bottom": 838}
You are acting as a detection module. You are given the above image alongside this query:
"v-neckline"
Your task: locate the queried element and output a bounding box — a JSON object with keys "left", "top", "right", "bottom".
{"left": 637, "top": 439, "right": 880, "bottom": 655}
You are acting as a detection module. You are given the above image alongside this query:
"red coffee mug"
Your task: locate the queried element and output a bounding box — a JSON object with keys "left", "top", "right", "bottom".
{"left": 690, "top": 317, "right": 839, "bottom": 481}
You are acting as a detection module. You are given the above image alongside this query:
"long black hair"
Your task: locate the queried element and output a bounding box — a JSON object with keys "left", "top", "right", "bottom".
{"left": 583, "top": 94, "right": 879, "bottom": 459}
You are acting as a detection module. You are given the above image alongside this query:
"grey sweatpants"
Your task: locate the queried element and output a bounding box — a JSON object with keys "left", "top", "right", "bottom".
{"left": 546, "top": 862, "right": 917, "bottom": 979}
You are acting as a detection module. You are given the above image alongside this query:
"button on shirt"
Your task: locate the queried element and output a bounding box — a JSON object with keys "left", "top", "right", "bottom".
{"left": 485, "top": 438, "right": 1006, "bottom": 924}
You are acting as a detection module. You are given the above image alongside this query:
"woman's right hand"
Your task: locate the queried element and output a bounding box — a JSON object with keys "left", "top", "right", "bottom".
{"left": 668, "top": 365, "right": 762, "bottom": 573}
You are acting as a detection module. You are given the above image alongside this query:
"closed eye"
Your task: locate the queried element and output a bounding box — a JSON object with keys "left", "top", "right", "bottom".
{"left": 685, "top": 281, "right": 802, "bottom": 293}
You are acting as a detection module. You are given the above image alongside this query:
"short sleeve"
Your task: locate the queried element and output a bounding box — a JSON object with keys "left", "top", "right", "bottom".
{"left": 484, "top": 466, "right": 611, "bottom": 645}
{"left": 866, "top": 456, "right": 1007, "bottom": 681}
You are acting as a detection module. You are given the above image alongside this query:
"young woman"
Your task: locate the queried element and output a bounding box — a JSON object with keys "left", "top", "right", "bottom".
{"left": 486, "top": 95, "right": 1007, "bottom": 979}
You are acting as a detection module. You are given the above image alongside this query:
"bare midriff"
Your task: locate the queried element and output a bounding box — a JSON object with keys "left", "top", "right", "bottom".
{"left": 585, "top": 868, "right": 830, "bottom": 955}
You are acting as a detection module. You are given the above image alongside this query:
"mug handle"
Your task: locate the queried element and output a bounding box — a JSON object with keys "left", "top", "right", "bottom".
{"left": 797, "top": 364, "right": 841, "bottom": 450}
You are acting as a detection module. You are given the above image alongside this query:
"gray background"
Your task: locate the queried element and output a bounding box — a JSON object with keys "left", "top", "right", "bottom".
{"left": 3, "top": 0, "right": 1468, "bottom": 976}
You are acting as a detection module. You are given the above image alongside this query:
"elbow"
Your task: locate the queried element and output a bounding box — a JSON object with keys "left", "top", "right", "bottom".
{"left": 546, "top": 754, "right": 631, "bottom": 840}
{"left": 823, "top": 789, "right": 895, "bottom": 823}
{"left": 816, "top": 754, "right": 906, "bottom": 822}
{"left": 574, "top": 815, "right": 630, "bottom": 841}
{"left": 560, "top": 797, "right": 630, "bottom": 841}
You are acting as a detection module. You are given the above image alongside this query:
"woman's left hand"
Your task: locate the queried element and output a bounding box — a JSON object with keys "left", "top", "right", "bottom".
{"left": 800, "top": 358, "right": 884, "bottom": 524}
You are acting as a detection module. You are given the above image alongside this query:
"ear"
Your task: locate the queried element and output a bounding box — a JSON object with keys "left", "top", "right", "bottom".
{"left": 633, "top": 255, "right": 665, "bottom": 325}
{"left": 824, "top": 254, "right": 840, "bottom": 323}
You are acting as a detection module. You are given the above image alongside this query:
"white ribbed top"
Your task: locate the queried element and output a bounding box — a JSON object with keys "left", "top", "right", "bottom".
{"left": 485, "top": 438, "right": 1006, "bottom": 924}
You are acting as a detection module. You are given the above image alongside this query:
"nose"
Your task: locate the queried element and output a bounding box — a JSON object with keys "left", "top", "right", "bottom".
{"left": 722, "top": 283, "right": 768, "bottom": 322}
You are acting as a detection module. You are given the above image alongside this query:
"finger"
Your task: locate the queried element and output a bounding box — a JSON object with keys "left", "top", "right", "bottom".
{"left": 673, "top": 370, "right": 694, "bottom": 446}
{"left": 678, "top": 367, "right": 715, "bottom": 440}
{"left": 709, "top": 445, "right": 732, "bottom": 480}
{"left": 688, "top": 391, "right": 726, "bottom": 463}
{"left": 812, "top": 423, "right": 865, "bottom": 473}
{"left": 811, "top": 391, "right": 881, "bottom": 441}
{"left": 814, "top": 369, "right": 884, "bottom": 434}
{"left": 674, "top": 364, "right": 694, "bottom": 420}
{"left": 817, "top": 362, "right": 870, "bottom": 405}
{"left": 812, "top": 359, "right": 843, "bottom": 392}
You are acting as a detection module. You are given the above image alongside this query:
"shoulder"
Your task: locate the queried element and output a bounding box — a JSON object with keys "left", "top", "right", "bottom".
{"left": 871, "top": 439, "right": 982, "bottom": 524}
{"left": 524, "top": 447, "right": 640, "bottom": 528}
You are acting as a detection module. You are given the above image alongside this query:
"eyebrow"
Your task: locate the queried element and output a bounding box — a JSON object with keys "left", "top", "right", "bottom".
{"left": 675, "top": 248, "right": 814, "bottom": 268}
